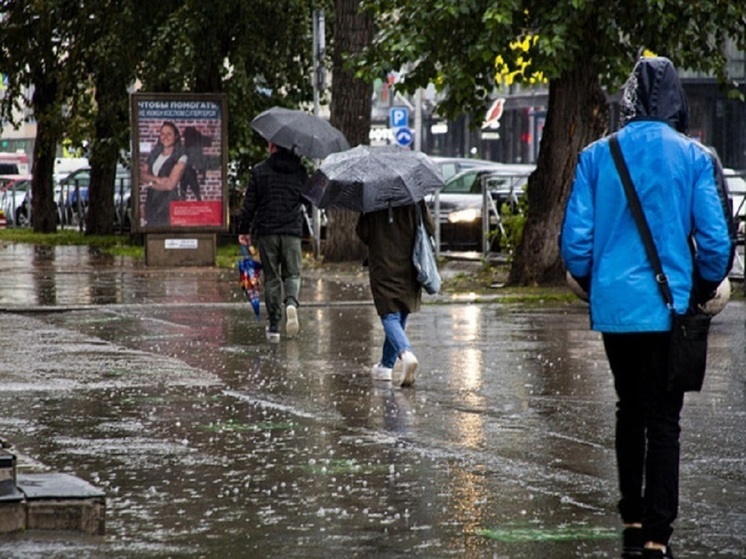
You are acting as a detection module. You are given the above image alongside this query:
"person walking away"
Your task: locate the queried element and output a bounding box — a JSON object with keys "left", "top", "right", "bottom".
{"left": 238, "top": 142, "right": 308, "bottom": 342}
{"left": 561, "top": 56, "right": 735, "bottom": 559}
{"left": 140, "top": 121, "right": 188, "bottom": 227}
{"left": 356, "top": 200, "right": 435, "bottom": 387}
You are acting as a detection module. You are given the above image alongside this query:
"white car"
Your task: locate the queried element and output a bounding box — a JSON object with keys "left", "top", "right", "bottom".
{"left": 724, "top": 168, "right": 745, "bottom": 277}
{"left": 0, "top": 174, "right": 32, "bottom": 226}
{"left": 724, "top": 168, "right": 745, "bottom": 223}
{"left": 428, "top": 156, "right": 503, "bottom": 181}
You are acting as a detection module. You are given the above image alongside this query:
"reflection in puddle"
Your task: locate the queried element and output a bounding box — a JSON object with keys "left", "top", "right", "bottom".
{"left": 0, "top": 287, "right": 743, "bottom": 557}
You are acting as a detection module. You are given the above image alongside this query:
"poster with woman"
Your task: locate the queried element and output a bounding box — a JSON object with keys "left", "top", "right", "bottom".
{"left": 130, "top": 93, "right": 228, "bottom": 231}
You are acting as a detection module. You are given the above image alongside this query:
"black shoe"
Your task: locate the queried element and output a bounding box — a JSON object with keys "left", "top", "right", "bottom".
{"left": 642, "top": 545, "right": 674, "bottom": 559}
{"left": 622, "top": 527, "right": 644, "bottom": 558}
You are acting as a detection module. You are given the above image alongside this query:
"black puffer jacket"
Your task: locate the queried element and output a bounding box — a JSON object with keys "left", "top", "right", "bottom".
{"left": 238, "top": 149, "right": 308, "bottom": 237}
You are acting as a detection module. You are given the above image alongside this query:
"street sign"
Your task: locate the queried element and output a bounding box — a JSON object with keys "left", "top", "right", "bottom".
{"left": 394, "top": 127, "right": 413, "bottom": 147}
{"left": 389, "top": 107, "right": 409, "bottom": 129}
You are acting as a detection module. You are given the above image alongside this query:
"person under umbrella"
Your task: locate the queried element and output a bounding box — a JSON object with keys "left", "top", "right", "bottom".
{"left": 356, "top": 198, "right": 436, "bottom": 387}
{"left": 238, "top": 141, "right": 307, "bottom": 342}
{"left": 312, "top": 146, "right": 443, "bottom": 387}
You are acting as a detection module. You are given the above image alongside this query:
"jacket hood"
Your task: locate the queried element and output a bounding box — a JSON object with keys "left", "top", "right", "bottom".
{"left": 620, "top": 56, "right": 689, "bottom": 133}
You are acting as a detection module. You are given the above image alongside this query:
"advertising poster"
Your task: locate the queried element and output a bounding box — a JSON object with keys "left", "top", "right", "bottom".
{"left": 131, "top": 93, "right": 228, "bottom": 232}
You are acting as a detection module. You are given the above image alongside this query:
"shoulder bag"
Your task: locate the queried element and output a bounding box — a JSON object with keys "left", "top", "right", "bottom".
{"left": 609, "top": 135, "right": 711, "bottom": 392}
{"left": 413, "top": 203, "right": 441, "bottom": 295}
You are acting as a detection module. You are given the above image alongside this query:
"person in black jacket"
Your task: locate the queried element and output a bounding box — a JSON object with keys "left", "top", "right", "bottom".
{"left": 238, "top": 142, "right": 308, "bottom": 342}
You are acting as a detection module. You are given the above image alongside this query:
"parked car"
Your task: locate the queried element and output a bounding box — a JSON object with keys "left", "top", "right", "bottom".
{"left": 429, "top": 156, "right": 502, "bottom": 181}
{"left": 58, "top": 166, "right": 132, "bottom": 229}
{"left": 1, "top": 175, "right": 72, "bottom": 227}
{"left": 0, "top": 174, "right": 32, "bottom": 226}
{"left": 724, "top": 169, "right": 745, "bottom": 277}
{"left": 0, "top": 152, "right": 29, "bottom": 175}
{"left": 427, "top": 164, "right": 535, "bottom": 251}
{"left": 724, "top": 168, "right": 745, "bottom": 222}
{"left": 0, "top": 163, "right": 20, "bottom": 175}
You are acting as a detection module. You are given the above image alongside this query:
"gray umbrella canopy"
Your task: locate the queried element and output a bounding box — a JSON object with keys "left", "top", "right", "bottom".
{"left": 303, "top": 145, "right": 444, "bottom": 213}
{"left": 250, "top": 106, "right": 350, "bottom": 159}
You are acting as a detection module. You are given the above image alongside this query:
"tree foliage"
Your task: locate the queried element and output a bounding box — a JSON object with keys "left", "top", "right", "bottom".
{"left": 0, "top": 0, "right": 322, "bottom": 234}
{"left": 70, "top": 1, "right": 168, "bottom": 235}
{"left": 138, "top": 0, "right": 318, "bottom": 176}
{"left": 359, "top": 0, "right": 745, "bottom": 119}
{"left": 0, "top": 0, "right": 84, "bottom": 233}
{"left": 358, "top": 0, "right": 746, "bottom": 284}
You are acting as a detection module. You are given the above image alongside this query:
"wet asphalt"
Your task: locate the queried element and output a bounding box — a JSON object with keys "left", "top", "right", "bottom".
{"left": 0, "top": 243, "right": 744, "bottom": 559}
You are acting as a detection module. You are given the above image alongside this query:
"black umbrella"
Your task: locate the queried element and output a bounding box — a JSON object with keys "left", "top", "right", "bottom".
{"left": 303, "top": 145, "right": 444, "bottom": 213}
{"left": 250, "top": 106, "right": 350, "bottom": 159}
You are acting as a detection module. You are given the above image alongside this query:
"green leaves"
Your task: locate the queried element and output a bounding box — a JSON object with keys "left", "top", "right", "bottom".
{"left": 359, "top": 0, "right": 746, "bottom": 120}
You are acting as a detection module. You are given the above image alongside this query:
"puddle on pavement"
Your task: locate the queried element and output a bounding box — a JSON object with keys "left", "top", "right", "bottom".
{"left": 0, "top": 248, "right": 744, "bottom": 557}
{"left": 0, "top": 244, "right": 372, "bottom": 308}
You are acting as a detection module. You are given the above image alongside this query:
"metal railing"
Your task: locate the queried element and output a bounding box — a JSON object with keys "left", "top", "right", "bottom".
{"left": 4, "top": 177, "right": 132, "bottom": 232}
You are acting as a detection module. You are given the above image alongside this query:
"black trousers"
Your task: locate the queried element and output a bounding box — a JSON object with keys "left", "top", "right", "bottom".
{"left": 602, "top": 332, "right": 685, "bottom": 546}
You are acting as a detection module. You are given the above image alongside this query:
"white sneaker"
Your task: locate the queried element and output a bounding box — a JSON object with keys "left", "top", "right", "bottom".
{"left": 265, "top": 327, "right": 280, "bottom": 343}
{"left": 400, "top": 350, "right": 419, "bottom": 387}
{"left": 285, "top": 305, "right": 299, "bottom": 337}
{"left": 371, "top": 363, "right": 393, "bottom": 382}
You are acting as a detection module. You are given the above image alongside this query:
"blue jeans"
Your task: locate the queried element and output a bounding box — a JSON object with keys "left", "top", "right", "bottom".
{"left": 380, "top": 312, "right": 412, "bottom": 368}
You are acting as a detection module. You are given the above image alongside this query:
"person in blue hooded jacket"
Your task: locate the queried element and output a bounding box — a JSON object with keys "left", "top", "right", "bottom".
{"left": 561, "top": 57, "right": 735, "bottom": 559}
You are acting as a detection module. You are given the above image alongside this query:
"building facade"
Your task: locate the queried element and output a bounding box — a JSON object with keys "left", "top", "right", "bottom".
{"left": 372, "top": 48, "right": 746, "bottom": 171}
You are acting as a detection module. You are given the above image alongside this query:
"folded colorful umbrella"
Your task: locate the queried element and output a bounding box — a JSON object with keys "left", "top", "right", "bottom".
{"left": 238, "top": 245, "right": 262, "bottom": 320}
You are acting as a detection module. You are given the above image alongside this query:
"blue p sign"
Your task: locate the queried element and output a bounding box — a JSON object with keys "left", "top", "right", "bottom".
{"left": 389, "top": 107, "right": 409, "bottom": 129}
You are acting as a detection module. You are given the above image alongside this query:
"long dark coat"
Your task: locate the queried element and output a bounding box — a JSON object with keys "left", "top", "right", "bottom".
{"left": 356, "top": 201, "right": 436, "bottom": 316}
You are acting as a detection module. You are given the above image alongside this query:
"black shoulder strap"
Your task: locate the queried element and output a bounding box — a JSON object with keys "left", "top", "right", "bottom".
{"left": 608, "top": 135, "right": 674, "bottom": 309}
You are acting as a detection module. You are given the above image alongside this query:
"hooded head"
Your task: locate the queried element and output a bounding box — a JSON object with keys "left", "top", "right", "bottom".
{"left": 619, "top": 56, "right": 689, "bottom": 133}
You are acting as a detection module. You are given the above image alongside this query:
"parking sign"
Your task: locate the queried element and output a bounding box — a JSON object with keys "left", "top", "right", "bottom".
{"left": 394, "top": 127, "right": 413, "bottom": 147}
{"left": 389, "top": 107, "right": 409, "bottom": 129}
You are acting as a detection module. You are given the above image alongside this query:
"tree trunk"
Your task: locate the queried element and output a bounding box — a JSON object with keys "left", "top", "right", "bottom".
{"left": 86, "top": 89, "right": 123, "bottom": 236}
{"left": 507, "top": 63, "right": 608, "bottom": 286}
{"left": 324, "top": 0, "right": 373, "bottom": 263}
{"left": 86, "top": 153, "right": 118, "bottom": 236}
{"left": 30, "top": 83, "right": 61, "bottom": 234}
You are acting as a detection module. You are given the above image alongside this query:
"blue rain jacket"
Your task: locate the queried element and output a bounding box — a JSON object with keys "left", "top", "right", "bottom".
{"left": 561, "top": 58, "right": 734, "bottom": 333}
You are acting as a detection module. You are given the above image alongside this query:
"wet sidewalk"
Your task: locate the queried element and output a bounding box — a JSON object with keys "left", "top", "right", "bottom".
{"left": 0, "top": 243, "right": 744, "bottom": 558}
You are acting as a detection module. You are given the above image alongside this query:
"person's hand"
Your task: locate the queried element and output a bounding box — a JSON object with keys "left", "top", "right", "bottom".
{"left": 566, "top": 272, "right": 590, "bottom": 302}
{"left": 238, "top": 234, "right": 250, "bottom": 247}
{"left": 696, "top": 278, "right": 731, "bottom": 315}
{"left": 694, "top": 278, "right": 721, "bottom": 306}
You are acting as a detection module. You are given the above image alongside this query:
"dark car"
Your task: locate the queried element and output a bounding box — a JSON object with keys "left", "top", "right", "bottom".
{"left": 426, "top": 164, "right": 535, "bottom": 252}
